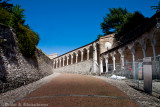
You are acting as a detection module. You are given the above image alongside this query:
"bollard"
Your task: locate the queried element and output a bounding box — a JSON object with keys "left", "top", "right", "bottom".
{"left": 143, "top": 57, "right": 152, "bottom": 94}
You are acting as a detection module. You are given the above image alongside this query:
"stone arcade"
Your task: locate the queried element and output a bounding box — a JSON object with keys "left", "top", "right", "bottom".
{"left": 52, "top": 13, "right": 160, "bottom": 75}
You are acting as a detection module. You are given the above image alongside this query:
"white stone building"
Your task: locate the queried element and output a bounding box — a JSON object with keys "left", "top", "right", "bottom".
{"left": 53, "top": 13, "right": 160, "bottom": 76}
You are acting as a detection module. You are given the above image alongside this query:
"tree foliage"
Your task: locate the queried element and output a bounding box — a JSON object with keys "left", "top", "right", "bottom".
{"left": 0, "top": 6, "right": 12, "bottom": 25}
{"left": 11, "top": 5, "right": 25, "bottom": 26}
{"left": 99, "top": 7, "right": 146, "bottom": 44}
{"left": 0, "top": 0, "right": 39, "bottom": 57}
{"left": 0, "top": 0, "right": 13, "bottom": 11}
{"left": 17, "top": 24, "right": 39, "bottom": 56}
{"left": 100, "top": 7, "right": 132, "bottom": 36}
{"left": 115, "top": 12, "right": 146, "bottom": 42}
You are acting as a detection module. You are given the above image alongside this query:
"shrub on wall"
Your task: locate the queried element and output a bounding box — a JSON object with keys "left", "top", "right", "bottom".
{"left": 17, "top": 24, "right": 39, "bottom": 57}
{"left": 0, "top": 6, "right": 11, "bottom": 25}
{"left": 0, "top": 2, "right": 40, "bottom": 57}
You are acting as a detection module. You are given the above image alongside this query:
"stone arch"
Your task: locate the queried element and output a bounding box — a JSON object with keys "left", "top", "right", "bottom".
{"left": 59, "top": 58, "right": 61, "bottom": 67}
{"left": 77, "top": 50, "right": 81, "bottom": 63}
{"left": 61, "top": 57, "right": 63, "bottom": 67}
{"left": 134, "top": 42, "right": 144, "bottom": 61}
{"left": 60, "top": 57, "right": 63, "bottom": 67}
{"left": 88, "top": 45, "right": 93, "bottom": 59}
{"left": 102, "top": 57, "right": 106, "bottom": 72}
{"left": 115, "top": 50, "right": 121, "bottom": 64}
{"left": 53, "top": 60, "right": 56, "bottom": 69}
{"left": 58, "top": 58, "right": 60, "bottom": 67}
{"left": 56, "top": 59, "right": 59, "bottom": 68}
{"left": 68, "top": 54, "right": 72, "bottom": 65}
{"left": 114, "top": 50, "right": 121, "bottom": 70}
{"left": 124, "top": 46, "right": 132, "bottom": 63}
{"left": 108, "top": 53, "right": 113, "bottom": 71}
{"left": 83, "top": 48, "right": 87, "bottom": 61}
{"left": 105, "top": 42, "right": 112, "bottom": 51}
{"left": 96, "top": 43, "right": 100, "bottom": 64}
{"left": 55, "top": 59, "right": 57, "bottom": 68}
{"left": 72, "top": 52, "right": 76, "bottom": 64}
{"left": 122, "top": 46, "right": 133, "bottom": 77}
{"left": 145, "top": 38, "right": 154, "bottom": 57}
{"left": 62, "top": 57, "right": 65, "bottom": 66}
{"left": 108, "top": 53, "right": 112, "bottom": 64}
{"left": 154, "top": 30, "right": 160, "bottom": 55}
{"left": 119, "top": 46, "right": 133, "bottom": 78}
{"left": 64, "top": 56, "right": 67, "bottom": 66}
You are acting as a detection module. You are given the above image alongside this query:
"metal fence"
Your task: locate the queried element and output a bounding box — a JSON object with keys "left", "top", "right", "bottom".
{"left": 152, "top": 56, "right": 160, "bottom": 94}
{"left": 107, "top": 56, "right": 160, "bottom": 94}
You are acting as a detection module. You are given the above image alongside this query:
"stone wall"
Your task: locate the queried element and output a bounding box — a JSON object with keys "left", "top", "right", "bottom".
{"left": 0, "top": 24, "right": 53, "bottom": 92}
{"left": 53, "top": 60, "right": 93, "bottom": 75}
{"left": 99, "top": 34, "right": 115, "bottom": 54}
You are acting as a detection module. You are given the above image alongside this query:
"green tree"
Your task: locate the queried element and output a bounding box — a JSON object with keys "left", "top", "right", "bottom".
{"left": 115, "top": 11, "right": 146, "bottom": 42}
{"left": 11, "top": 5, "right": 25, "bottom": 26}
{"left": 0, "top": 1, "right": 25, "bottom": 27}
{"left": 100, "top": 7, "right": 132, "bottom": 36}
{"left": 0, "top": 0, "right": 13, "bottom": 25}
{"left": 0, "top": 0, "right": 13, "bottom": 11}
{"left": 99, "top": 7, "right": 146, "bottom": 43}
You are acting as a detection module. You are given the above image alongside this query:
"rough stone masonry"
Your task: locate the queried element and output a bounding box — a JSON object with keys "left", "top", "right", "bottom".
{"left": 0, "top": 24, "right": 53, "bottom": 93}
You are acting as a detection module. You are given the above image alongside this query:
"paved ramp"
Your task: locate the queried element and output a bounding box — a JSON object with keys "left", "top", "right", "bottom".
{"left": 13, "top": 73, "right": 139, "bottom": 107}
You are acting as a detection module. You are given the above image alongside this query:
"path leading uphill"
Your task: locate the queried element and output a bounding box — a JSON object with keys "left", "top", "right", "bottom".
{"left": 12, "top": 73, "right": 139, "bottom": 107}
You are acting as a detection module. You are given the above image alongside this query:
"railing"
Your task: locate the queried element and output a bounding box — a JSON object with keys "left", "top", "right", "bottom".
{"left": 107, "top": 56, "right": 160, "bottom": 94}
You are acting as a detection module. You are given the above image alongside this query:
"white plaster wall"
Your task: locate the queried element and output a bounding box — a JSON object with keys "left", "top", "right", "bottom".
{"left": 53, "top": 60, "right": 93, "bottom": 75}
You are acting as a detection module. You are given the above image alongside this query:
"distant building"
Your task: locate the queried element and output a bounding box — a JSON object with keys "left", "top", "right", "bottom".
{"left": 48, "top": 53, "right": 58, "bottom": 59}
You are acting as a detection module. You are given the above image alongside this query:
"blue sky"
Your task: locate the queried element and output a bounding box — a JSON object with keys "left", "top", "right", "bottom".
{"left": 10, "top": 0, "right": 158, "bottom": 56}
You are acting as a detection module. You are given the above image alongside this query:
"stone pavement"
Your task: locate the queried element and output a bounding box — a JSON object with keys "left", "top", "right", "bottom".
{"left": 12, "top": 73, "right": 140, "bottom": 107}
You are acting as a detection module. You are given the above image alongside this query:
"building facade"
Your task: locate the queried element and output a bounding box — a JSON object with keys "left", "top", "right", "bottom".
{"left": 52, "top": 13, "right": 160, "bottom": 76}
